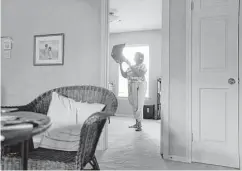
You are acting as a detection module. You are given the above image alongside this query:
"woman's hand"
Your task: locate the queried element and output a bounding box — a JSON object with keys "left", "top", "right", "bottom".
{"left": 119, "top": 62, "right": 128, "bottom": 78}
{"left": 124, "top": 59, "right": 131, "bottom": 66}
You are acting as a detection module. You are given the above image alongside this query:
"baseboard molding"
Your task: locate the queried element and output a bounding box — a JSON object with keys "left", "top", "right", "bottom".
{"left": 164, "top": 154, "right": 190, "bottom": 163}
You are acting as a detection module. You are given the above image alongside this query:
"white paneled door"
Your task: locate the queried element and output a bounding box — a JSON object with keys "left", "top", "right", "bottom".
{"left": 191, "top": 0, "right": 239, "bottom": 168}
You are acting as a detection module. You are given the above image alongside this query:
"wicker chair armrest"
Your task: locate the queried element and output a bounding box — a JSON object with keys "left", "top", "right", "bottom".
{"left": 94, "top": 111, "right": 114, "bottom": 124}
{"left": 76, "top": 112, "right": 112, "bottom": 169}
{"left": 95, "top": 111, "right": 114, "bottom": 117}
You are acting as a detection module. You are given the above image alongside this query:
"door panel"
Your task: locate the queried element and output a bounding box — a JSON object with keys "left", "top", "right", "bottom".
{"left": 199, "top": 88, "right": 227, "bottom": 142}
{"left": 200, "top": 0, "right": 229, "bottom": 9}
{"left": 192, "top": 0, "right": 239, "bottom": 168}
{"left": 200, "top": 18, "right": 227, "bottom": 70}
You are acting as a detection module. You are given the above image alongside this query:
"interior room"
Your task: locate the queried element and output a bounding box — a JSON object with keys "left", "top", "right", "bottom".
{"left": 108, "top": 0, "right": 162, "bottom": 117}
{"left": 1, "top": 0, "right": 242, "bottom": 170}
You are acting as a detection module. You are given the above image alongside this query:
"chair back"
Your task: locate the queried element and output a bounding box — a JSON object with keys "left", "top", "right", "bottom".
{"left": 19, "top": 85, "right": 118, "bottom": 115}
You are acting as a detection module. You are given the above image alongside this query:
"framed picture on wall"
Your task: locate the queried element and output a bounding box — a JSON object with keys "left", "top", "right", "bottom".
{"left": 33, "top": 33, "right": 64, "bottom": 66}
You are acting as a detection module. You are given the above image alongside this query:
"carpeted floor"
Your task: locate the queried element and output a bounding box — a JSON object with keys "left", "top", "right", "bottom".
{"left": 93, "top": 116, "right": 236, "bottom": 170}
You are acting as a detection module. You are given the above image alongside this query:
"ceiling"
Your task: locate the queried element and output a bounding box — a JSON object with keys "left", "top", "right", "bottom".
{"left": 109, "top": 0, "right": 162, "bottom": 33}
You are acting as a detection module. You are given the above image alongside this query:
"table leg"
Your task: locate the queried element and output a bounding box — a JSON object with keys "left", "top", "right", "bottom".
{"left": 21, "top": 140, "right": 29, "bottom": 170}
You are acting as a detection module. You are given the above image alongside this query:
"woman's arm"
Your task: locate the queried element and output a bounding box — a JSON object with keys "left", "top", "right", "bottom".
{"left": 128, "top": 64, "right": 147, "bottom": 77}
{"left": 119, "top": 63, "right": 128, "bottom": 78}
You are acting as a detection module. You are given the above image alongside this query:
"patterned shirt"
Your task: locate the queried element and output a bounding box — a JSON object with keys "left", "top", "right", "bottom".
{"left": 127, "top": 63, "right": 147, "bottom": 82}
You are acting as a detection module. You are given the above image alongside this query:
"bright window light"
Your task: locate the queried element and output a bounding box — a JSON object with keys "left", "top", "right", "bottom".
{"left": 118, "top": 45, "right": 149, "bottom": 98}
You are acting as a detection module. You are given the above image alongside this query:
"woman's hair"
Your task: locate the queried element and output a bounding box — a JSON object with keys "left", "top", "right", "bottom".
{"left": 135, "top": 52, "right": 144, "bottom": 64}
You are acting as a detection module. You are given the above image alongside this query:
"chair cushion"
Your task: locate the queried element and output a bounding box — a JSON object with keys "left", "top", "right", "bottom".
{"left": 47, "top": 92, "right": 78, "bottom": 126}
{"left": 37, "top": 92, "right": 105, "bottom": 151}
{"left": 33, "top": 132, "right": 45, "bottom": 149}
{"left": 76, "top": 102, "right": 106, "bottom": 124}
{"left": 33, "top": 92, "right": 77, "bottom": 149}
{"left": 39, "top": 124, "right": 82, "bottom": 151}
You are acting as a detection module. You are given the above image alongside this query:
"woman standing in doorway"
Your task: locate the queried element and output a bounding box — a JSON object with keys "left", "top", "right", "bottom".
{"left": 120, "top": 52, "right": 147, "bottom": 131}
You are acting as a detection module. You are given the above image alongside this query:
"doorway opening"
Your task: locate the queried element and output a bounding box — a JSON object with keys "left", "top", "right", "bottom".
{"left": 107, "top": 0, "right": 163, "bottom": 153}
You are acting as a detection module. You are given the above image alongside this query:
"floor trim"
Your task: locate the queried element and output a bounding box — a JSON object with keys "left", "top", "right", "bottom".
{"left": 167, "top": 155, "right": 190, "bottom": 163}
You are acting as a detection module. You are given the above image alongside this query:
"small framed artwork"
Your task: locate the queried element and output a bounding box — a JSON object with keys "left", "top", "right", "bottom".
{"left": 34, "top": 33, "right": 64, "bottom": 66}
{"left": 3, "top": 39, "right": 12, "bottom": 50}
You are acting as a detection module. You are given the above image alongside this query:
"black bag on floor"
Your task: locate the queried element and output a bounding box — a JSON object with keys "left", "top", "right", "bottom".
{"left": 143, "top": 105, "right": 155, "bottom": 119}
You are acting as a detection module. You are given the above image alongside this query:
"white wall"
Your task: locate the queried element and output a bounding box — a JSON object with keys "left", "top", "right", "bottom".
{"left": 109, "top": 30, "right": 162, "bottom": 115}
{"left": 1, "top": 0, "right": 102, "bottom": 105}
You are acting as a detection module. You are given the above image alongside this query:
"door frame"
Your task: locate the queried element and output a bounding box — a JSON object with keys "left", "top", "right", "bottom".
{"left": 100, "top": 0, "right": 109, "bottom": 151}
{"left": 100, "top": 0, "right": 110, "bottom": 89}
{"left": 185, "top": 0, "right": 193, "bottom": 163}
{"left": 185, "top": 0, "right": 242, "bottom": 168}
{"left": 161, "top": 0, "right": 171, "bottom": 159}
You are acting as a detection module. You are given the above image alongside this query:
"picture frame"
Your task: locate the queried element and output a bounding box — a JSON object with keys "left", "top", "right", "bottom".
{"left": 3, "top": 39, "right": 12, "bottom": 50}
{"left": 33, "top": 33, "right": 64, "bottom": 66}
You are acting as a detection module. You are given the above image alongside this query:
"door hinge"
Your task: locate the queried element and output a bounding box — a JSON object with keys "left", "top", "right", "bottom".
{"left": 191, "top": 0, "right": 194, "bottom": 11}
{"left": 238, "top": 78, "right": 240, "bottom": 84}
{"left": 192, "top": 133, "right": 194, "bottom": 142}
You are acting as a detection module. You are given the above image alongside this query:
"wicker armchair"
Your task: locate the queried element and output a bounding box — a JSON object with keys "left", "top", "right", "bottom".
{"left": 1, "top": 85, "right": 118, "bottom": 170}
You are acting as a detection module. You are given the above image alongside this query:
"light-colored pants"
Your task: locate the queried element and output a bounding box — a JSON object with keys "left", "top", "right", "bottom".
{"left": 128, "top": 81, "right": 147, "bottom": 122}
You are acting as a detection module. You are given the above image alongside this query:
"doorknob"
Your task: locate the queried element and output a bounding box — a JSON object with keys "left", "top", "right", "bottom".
{"left": 228, "top": 78, "right": 236, "bottom": 85}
